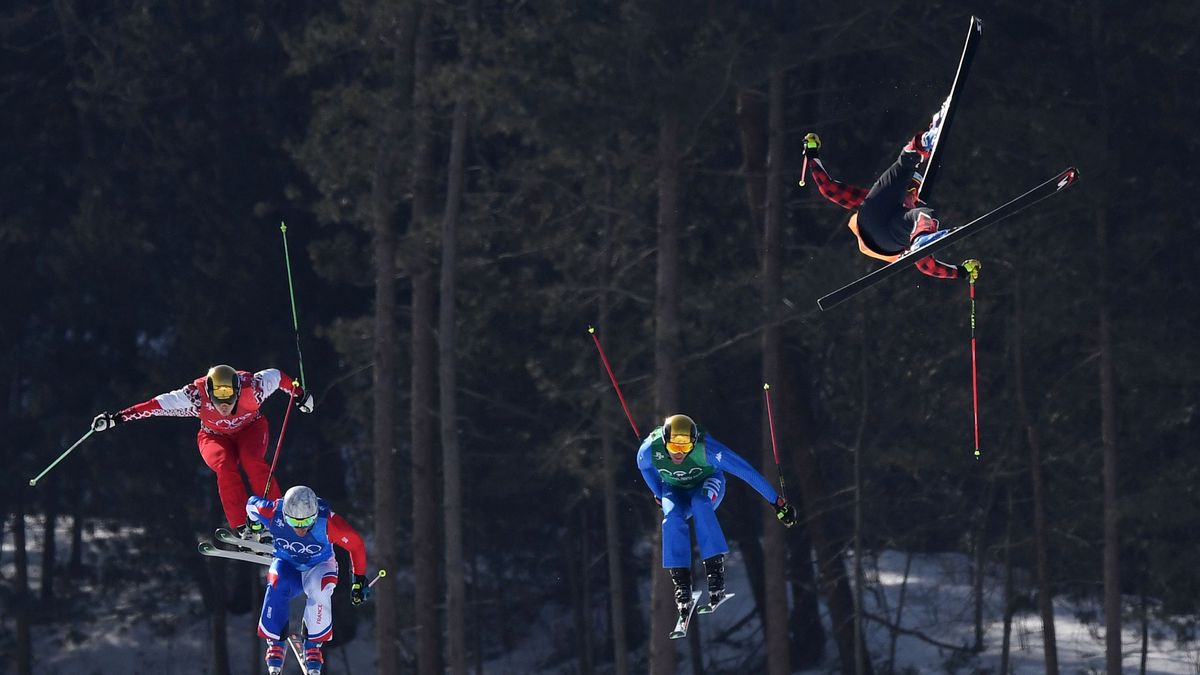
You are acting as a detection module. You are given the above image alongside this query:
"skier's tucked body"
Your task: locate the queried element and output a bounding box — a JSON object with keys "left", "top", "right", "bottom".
{"left": 636, "top": 414, "right": 797, "bottom": 622}
{"left": 805, "top": 106, "right": 981, "bottom": 283}
{"left": 90, "top": 365, "right": 314, "bottom": 535}
{"left": 249, "top": 485, "right": 369, "bottom": 675}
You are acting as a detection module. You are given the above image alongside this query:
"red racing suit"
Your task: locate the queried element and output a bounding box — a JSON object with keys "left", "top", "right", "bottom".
{"left": 118, "top": 369, "right": 303, "bottom": 527}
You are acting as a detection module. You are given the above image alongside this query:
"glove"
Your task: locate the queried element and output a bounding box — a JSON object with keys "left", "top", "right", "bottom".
{"left": 775, "top": 497, "right": 798, "bottom": 528}
{"left": 351, "top": 574, "right": 369, "bottom": 606}
{"left": 91, "top": 412, "right": 121, "bottom": 432}
{"left": 960, "top": 259, "right": 982, "bottom": 284}
{"left": 293, "top": 387, "right": 315, "bottom": 413}
{"left": 802, "top": 132, "right": 821, "bottom": 158}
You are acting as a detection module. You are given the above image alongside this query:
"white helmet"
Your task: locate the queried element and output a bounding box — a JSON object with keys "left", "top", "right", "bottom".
{"left": 282, "top": 485, "right": 318, "bottom": 528}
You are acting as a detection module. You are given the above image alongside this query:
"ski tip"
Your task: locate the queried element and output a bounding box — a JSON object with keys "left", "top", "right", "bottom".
{"left": 1057, "top": 167, "right": 1081, "bottom": 190}
{"left": 970, "top": 16, "right": 984, "bottom": 32}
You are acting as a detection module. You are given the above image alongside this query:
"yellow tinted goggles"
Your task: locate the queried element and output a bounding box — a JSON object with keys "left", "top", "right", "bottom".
{"left": 666, "top": 437, "right": 694, "bottom": 454}
{"left": 210, "top": 384, "right": 237, "bottom": 401}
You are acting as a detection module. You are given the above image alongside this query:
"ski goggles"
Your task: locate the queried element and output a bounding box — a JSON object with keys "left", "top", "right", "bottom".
{"left": 285, "top": 514, "right": 317, "bottom": 529}
{"left": 665, "top": 437, "right": 695, "bottom": 454}
{"left": 210, "top": 383, "right": 238, "bottom": 402}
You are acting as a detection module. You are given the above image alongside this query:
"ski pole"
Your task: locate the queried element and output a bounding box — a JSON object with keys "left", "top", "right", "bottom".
{"left": 799, "top": 154, "right": 809, "bottom": 187}
{"left": 587, "top": 327, "right": 641, "bottom": 439}
{"left": 280, "top": 221, "right": 308, "bottom": 389}
{"left": 369, "top": 569, "right": 387, "bottom": 588}
{"left": 260, "top": 388, "right": 297, "bottom": 497}
{"left": 29, "top": 428, "right": 95, "bottom": 487}
{"left": 762, "top": 383, "right": 788, "bottom": 501}
{"left": 969, "top": 277, "right": 981, "bottom": 460}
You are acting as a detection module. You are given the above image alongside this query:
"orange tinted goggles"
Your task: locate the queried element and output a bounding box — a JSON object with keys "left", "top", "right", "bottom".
{"left": 666, "top": 438, "right": 694, "bottom": 454}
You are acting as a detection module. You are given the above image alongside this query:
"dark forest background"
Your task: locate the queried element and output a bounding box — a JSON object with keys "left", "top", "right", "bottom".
{"left": 2, "top": 1, "right": 1199, "bottom": 674}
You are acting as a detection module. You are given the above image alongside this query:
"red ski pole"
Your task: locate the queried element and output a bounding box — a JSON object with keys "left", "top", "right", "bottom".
{"left": 763, "top": 383, "right": 788, "bottom": 500}
{"left": 588, "top": 327, "right": 641, "bottom": 439}
{"left": 261, "top": 388, "right": 297, "bottom": 496}
{"left": 969, "top": 278, "right": 981, "bottom": 460}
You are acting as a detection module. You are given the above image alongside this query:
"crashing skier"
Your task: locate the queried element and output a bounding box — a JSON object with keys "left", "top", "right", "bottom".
{"left": 89, "top": 365, "right": 314, "bottom": 538}
{"left": 637, "top": 414, "right": 797, "bottom": 638}
{"left": 249, "top": 485, "right": 370, "bottom": 675}
{"left": 802, "top": 114, "right": 982, "bottom": 286}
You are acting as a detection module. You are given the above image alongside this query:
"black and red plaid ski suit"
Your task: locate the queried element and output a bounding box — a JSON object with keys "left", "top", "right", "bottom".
{"left": 809, "top": 152, "right": 961, "bottom": 279}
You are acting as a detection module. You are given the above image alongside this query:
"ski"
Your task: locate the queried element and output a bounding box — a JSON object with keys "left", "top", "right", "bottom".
{"left": 214, "top": 526, "right": 274, "bottom": 555}
{"left": 919, "top": 15, "right": 984, "bottom": 202}
{"left": 818, "top": 167, "right": 1080, "bottom": 310}
{"left": 197, "top": 539, "right": 273, "bottom": 566}
{"left": 696, "top": 591, "right": 736, "bottom": 615}
{"left": 668, "top": 591, "right": 703, "bottom": 640}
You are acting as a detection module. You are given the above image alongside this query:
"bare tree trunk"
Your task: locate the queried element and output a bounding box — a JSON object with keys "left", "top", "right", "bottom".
{"left": 208, "top": 559, "right": 231, "bottom": 675}
{"left": 575, "top": 507, "right": 596, "bottom": 675}
{"left": 68, "top": 479, "right": 84, "bottom": 576}
{"left": 598, "top": 164, "right": 630, "bottom": 675}
{"left": 372, "top": 6, "right": 417, "bottom": 670}
{"left": 439, "top": 3, "right": 474, "bottom": 665}
{"left": 760, "top": 44, "right": 791, "bottom": 675}
{"left": 13, "top": 504, "right": 33, "bottom": 675}
{"left": 39, "top": 476, "right": 57, "bottom": 605}
{"left": 409, "top": 3, "right": 441, "bottom": 673}
{"left": 1098, "top": 209, "right": 1121, "bottom": 675}
{"left": 1013, "top": 267, "right": 1058, "bottom": 675}
{"left": 1000, "top": 487, "right": 1015, "bottom": 675}
{"left": 1085, "top": 5, "right": 1122, "bottom": 673}
{"left": 649, "top": 106, "right": 682, "bottom": 675}
{"left": 886, "top": 551, "right": 914, "bottom": 674}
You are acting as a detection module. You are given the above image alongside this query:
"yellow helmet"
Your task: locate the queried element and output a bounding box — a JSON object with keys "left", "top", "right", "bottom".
{"left": 662, "top": 414, "right": 697, "bottom": 454}
{"left": 205, "top": 364, "right": 241, "bottom": 404}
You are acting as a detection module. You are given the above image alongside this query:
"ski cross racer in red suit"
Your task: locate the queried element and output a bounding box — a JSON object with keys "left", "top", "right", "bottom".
{"left": 89, "top": 365, "right": 314, "bottom": 535}
{"left": 248, "top": 485, "right": 369, "bottom": 675}
{"left": 803, "top": 105, "right": 981, "bottom": 284}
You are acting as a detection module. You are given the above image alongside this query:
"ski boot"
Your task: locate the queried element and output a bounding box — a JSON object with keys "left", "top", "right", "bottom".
{"left": 703, "top": 554, "right": 726, "bottom": 607}
{"left": 669, "top": 567, "right": 693, "bottom": 620}
{"left": 264, "top": 639, "right": 285, "bottom": 675}
{"left": 239, "top": 521, "right": 274, "bottom": 545}
{"left": 902, "top": 99, "right": 948, "bottom": 164}
{"left": 304, "top": 639, "right": 325, "bottom": 675}
{"left": 909, "top": 212, "right": 949, "bottom": 250}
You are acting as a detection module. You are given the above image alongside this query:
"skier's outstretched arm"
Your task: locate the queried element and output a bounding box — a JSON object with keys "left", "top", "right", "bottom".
{"left": 704, "top": 436, "right": 779, "bottom": 504}
{"left": 92, "top": 382, "right": 201, "bottom": 431}
{"left": 252, "top": 369, "right": 314, "bottom": 413}
{"left": 807, "top": 157, "right": 869, "bottom": 210}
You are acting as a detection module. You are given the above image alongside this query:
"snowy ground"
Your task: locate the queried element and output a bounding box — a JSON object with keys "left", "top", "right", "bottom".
{"left": 5, "top": 518, "right": 1200, "bottom": 674}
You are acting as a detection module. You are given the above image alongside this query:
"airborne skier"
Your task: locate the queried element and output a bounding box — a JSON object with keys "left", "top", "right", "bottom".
{"left": 89, "top": 365, "right": 314, "bottom": 537}
{"left": 802, "top": 115, "right": 982, "bottom": 285}
{"left": 637, "top": 414, "right": 797, "bottom": 638}
{"left": 249, "top": 485, "right": 369, "bottom": 675}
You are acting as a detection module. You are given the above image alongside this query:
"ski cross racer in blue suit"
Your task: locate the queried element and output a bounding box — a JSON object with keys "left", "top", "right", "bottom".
{"left": 247, "top": 485, "right": 369, "bottom": 675}
{"left": 637, "top": 414, "right": 798, "bottom": 619}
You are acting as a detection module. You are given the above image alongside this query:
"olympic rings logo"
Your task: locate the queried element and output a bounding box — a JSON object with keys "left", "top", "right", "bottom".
{"left": 274, "top": 538, "right": 324, "bottom": 555}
